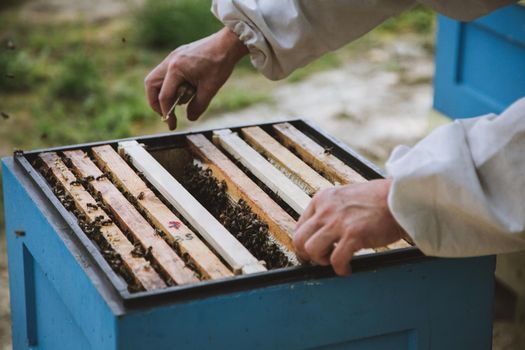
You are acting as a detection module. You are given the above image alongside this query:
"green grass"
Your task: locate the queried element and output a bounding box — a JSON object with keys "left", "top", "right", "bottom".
{"left": 0, "top": 47, "right": 49, "bottom": 92}
{"left": 50, "top": 52, "right": 103, "bottom": 100}
{"left": 379, "top": 5, "right": 435, "bottom": 35}
{"left": 135, "top": 0, "right": 222, "bottom": 49}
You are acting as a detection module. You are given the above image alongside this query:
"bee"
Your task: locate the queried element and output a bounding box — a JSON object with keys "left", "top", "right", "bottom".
{"left": 82, "top": 175, "right": 95, "bottom": 183}
{"left": 87, "top": 203, "right": 98, "bottom": 210}
{"left": 323, "top": 146, "right": 334, "bottom": 155}
{"left": 96, "top": 174, "right": 108, "bottom": 181}
{"left": 100, "top": 219, "right": 112, "bottom": 226}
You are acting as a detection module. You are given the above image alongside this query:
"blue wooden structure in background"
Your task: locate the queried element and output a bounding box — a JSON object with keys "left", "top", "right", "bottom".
{"left": 434, "top": 4, "right": 525, "bottom": 119}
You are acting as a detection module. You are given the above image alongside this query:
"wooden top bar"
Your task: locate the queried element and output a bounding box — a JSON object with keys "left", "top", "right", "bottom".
{"left": 39, "top": 152, "right": 166, "bottom": 291}
{"left": 213, "top": 129, "right": 311, "bottom": 215}
{"left": 118, "top": 140, "right": 266, "bottom": 275}
{"left": 273, "top": 123, "right": 367, "bottom": 185}
{"left": 387, "top": 239, "right": 412, "bottom": 250}
{"left": 187, "top": 134, "right": 297, "bottom": 252}
{"left": 241, "top": 126, "right": 333, "bottom": 196}
{"left": 91, "top": 145, "right": 233, "bottom": 280}
{"left": 64, "top": 149, "right": 199, "bottom": 285}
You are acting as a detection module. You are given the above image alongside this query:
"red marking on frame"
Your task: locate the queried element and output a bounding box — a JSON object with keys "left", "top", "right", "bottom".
{"left": 168, "top": 220, "right": 181, "bottom": 229}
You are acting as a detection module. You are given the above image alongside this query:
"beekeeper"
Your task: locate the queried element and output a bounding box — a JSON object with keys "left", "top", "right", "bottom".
{"left": 144, "top": 0, "right": 525, "bottom": 275}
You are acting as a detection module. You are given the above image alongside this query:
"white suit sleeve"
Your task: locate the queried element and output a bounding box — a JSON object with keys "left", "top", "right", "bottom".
{"left": 386, "top": 97, "right": 525, "bottom": 257}
{"left": 212, "top": 0, "right": 415, "bottom": 80}
{"left": 212, "top": 0, "right": 515, "bottom": 80}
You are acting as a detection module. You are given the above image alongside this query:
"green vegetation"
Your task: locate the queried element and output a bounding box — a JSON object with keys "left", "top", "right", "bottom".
{"left": 136, "top": 0, "right": 221, "bottom": 49}
{"left": 379, "top": 5, "right": 435, "bottom": 35}
{"left": 50, "top": 53, "right": 103, "bottom": 100}
{"left": 0, "top": 47, "right": 47, "bottom": 92}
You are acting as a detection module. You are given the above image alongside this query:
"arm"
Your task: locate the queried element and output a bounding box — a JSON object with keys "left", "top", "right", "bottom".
{"left": 386, "top": 97, "right": 525, "bottom": 257}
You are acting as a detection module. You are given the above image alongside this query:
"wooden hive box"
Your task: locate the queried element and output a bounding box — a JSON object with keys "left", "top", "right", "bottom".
{"left": 2, "top": 120, "right": 495, "bottom": 349}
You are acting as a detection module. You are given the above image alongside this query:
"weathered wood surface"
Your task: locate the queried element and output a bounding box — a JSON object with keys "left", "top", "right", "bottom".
{"left": 118, "top": 140, "right": 266, "bottom": 275}
{"left": 213, "top": 129, "right": 311, "bottom": 215}
{"left": 64, "top": 149, "right": 199, "bottom": 285}
{"left": 92, "top": 145, "right": 233, "bottom": 280}
{"left": 354, "top": 248, "right": 376, "bottom": 256}
{"left": 387, "top": 239, "right": 412, "bottom": 250}
{"left": 273, "top": 123, "right": 366, "bottom": 185}
{"left": 241, "top": 126, "right": 333, "bottom": 195}
{"left": 187, "top": 134, "right": 297, "bottom": 252}
{"left": 39, "top": 152, "right": 166, "bottom": 291}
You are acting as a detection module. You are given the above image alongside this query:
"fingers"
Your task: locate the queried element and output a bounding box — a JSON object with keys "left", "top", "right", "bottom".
{"left": 166, "top": 111, "right": 178, "bottom": 131}
{"left": 304, "top": 225, "right": 339, "bottom": 266}
{"left": 293, "top": 215, "right": 324, "bottom": 261}
{"left": 330, "top": 237, "right": 360, "bottom": 276}
{"left": 187, "top": 85, "right": 216, "bottom": 121}
{"left": 158, "top": 68, "right": 186, "bottom": 118}
{"left": 145, "top": 74, "right": 163, "bottom": 116}
{"left": 296, "top": 199, "right": 317, "bottom": 229}
{"left": 164, "top": 84, "right": 197, "bottom": 130}
{"left": 144, "top": 56, "right": 171, "bottom": 116}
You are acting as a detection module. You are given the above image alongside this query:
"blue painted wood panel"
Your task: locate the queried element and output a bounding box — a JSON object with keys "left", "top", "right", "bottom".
{"left": 434, "top": 4, "right": 525, "bottom": 119}
{"left": 118, "top": 257, "right": 494, "bottom": 350}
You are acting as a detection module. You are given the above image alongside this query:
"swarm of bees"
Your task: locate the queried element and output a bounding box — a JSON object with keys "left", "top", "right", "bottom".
{"left": 182, "top": 164, "right": 292, "bottom": 269}
{"left": 36, "top": 157, "right": 145, "bottom": 292}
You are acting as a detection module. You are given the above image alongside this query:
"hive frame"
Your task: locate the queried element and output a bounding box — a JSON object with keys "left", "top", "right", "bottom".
{"left": 12, "top": 119, "right": 421, "bottom": 308}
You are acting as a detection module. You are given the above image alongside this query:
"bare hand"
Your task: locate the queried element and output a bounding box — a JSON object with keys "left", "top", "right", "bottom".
{"left": 144, "top": 27, "right": 248, "bottom": 130}
{"left": 293, "top": 179, "right": 406, "bottom": 276}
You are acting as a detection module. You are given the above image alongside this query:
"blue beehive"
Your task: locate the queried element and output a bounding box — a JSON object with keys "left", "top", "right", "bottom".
{"left": 434, "top": 4, "right": 525, "bottom": 118}
{"left": 2, "top": 120, "right": 495, "bottom": 349}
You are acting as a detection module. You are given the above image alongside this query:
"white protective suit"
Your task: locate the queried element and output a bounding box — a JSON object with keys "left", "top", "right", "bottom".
{"left": 212, "top": 0, "right": 525, "bottom": 257}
